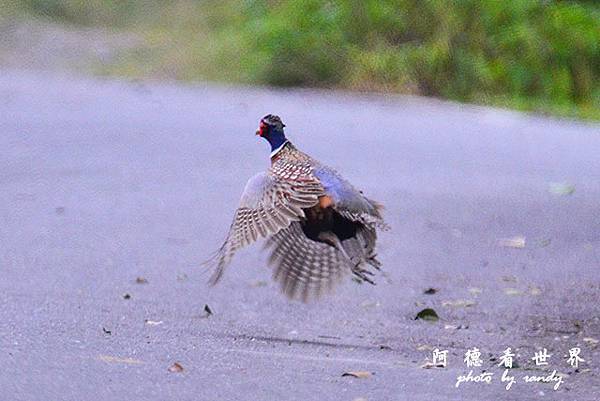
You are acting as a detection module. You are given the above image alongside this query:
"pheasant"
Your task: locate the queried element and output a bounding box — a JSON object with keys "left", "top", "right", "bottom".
{"left": 207, "top": 114, "right": 387, "bottom": 301}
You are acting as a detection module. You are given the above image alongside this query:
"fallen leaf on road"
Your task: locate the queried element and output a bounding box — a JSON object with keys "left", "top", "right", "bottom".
{"left": 98, "top": 355, "right": 143, "bottom": 365}
{"left": 135, "top": 277, "right": 148, "bottom": 284}
{"left": 102, "top": 327, "right": 111, "bottom": 335}
{"left": 421, "top": 361, "right": 445, "bottom": 369}
{"left": 145, "top": 319, "right": 163, "bottom": 326}
{"left": 468, "top": 287, "right": 482, "bottom": 295}
{"left": 548, "top": 182, "right": 575, "bottom": 196}
{"left": 204, "top": 304, "right": 213, "bottom": 316}
{"left": 423, "top": 288, "right": 437, "bottom": 295}
{"left": 415, "top": 308, "right": 439, "bottom": 321}
{"left": 168, "top": 362, "right": 184, "bottom": 373}
{"left": 498, "top": 236, "right": 526, "bottom": 248}
{"left": 123, "top": 293, "right": 131, "bottom": 300}
{"left": 342, "top": 371, "right": 372, "bottom": 378}
{"left": 445, "top": 323, "right": 468, "bottom": 330}
{"left": 442, "top": 299, "right": 476, "bottom": 308}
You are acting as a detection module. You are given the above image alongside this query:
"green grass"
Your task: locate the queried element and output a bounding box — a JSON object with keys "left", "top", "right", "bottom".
{"left": 8, "top": 0, "right": 600, "bottom": 120}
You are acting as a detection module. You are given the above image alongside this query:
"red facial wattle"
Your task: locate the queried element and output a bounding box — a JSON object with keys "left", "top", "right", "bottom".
{"left": 256, "top": 121, "right": 268, "bottom": 137}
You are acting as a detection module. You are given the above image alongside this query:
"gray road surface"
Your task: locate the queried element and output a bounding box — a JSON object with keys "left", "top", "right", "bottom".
{"left": 1, "top": 70, "right": 599, "bottom": 401}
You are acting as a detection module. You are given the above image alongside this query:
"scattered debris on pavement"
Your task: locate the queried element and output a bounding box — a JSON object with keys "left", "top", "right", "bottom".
{"left": 98, "top": 355, "right": 143, "bottom": 365}
{"left": 342, "top": 371, "right": 373, "bottom": 378}
{"left": 168, "top": 362, "right": 184, "bottom": 373}
{"left": 498, "top": 236, "right": 526, "bottom": 248}
{"left": 421, "top": 360, "right": 445, "bottom": 369}
{"left": 548, "top": 182, "right": 575, "bottom": 196}
{"left": 415, "top": 308, "right": 439, "bottom": 322}
{"left": 202, "top": 304, "right": 213, "bottom": 318}
{"left": 442, "top": 299, "right": 476, "bottom": 308}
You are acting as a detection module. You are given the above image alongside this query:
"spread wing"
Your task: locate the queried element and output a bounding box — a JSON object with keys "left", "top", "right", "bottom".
{"left": 264, "top": 165, "right": 388, "bottom": 301}
{"left": 207, "top": 171, "right": 324, "bottom": 284}
{"left": 265, "top": 222, "right": 349, "bottom": 301}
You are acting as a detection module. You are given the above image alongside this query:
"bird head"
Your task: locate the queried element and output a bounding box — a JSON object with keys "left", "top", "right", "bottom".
{"left": 256, "top": 114, "right": 287, "bottom": 152}
{"left": 256, "top": 114, "right": 285, "bottom": 137}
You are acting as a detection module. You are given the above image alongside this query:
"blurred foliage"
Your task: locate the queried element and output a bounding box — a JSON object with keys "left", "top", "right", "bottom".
{"left": 9, "top": 0, "right": 600, "bottom": 119}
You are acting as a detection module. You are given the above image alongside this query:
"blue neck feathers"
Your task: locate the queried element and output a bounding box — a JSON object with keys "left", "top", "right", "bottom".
{"left": 266, "top": 129, "right": 287, "bottom": 152}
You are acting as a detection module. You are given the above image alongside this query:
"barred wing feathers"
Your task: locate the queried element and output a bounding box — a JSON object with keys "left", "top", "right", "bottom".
{"left": 265, "top": 222, "right": 348, "bottom": 301}
{"left": 207, "top": 171, "right": 324, "bottom": 285}
{"left": 265, "top": 163, "right": 386, "bottom": 300}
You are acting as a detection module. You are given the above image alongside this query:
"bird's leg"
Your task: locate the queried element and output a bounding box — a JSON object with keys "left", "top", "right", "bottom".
{"left": 318, "top": 231, "right": 376, "bottom": 285}
{"left": 352, "top": 268, "right": 376, "bottom": 285}
{"left": 317, "top": 231, "right": 343, "bottom": 249}
{"left": 317, "top": 231, "right": 356, "bottom": 263}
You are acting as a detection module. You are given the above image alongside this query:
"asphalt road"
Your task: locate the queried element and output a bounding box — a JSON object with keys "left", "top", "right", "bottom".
{"left": 1, "top": 70, "right": 599, "bottom": 401}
